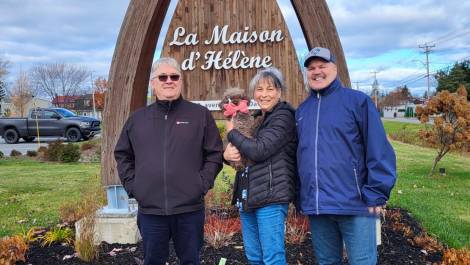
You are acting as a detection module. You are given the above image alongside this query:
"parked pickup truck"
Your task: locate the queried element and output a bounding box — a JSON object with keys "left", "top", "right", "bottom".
{"left": 0, "top": 108, "right": 101, "bottom": 144}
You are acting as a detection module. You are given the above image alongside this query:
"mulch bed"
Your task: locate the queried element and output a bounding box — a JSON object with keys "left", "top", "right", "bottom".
{"left": 17, "top": 208, "right": 444, "bottom": 265}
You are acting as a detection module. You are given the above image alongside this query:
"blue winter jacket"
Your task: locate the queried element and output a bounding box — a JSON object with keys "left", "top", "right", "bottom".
{"left": 296, "top": 78, "right": 396, "bottom": 215}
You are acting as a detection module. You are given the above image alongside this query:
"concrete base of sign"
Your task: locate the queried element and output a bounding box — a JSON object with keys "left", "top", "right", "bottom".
{"left": 75, "top": 209, "right": 141, "bottom": 245}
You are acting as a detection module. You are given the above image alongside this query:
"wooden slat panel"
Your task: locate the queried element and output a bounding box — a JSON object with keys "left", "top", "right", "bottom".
{"left": 161, "top": 0, "right": 308, "bottom": 109}
{"left": 291, "top": 0, "right": 351, "bottom": 88}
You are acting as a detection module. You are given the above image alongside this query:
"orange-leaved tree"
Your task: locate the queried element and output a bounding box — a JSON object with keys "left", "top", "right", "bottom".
{"left": 416, "top": 85, "right": 470, "bottom": 176}
{"left": 93, "top": 77, "right": 108, "bottom": 110}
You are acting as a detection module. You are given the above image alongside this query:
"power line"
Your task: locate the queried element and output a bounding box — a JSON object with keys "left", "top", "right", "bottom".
{"left": 426, "top": 28, "right": 470, "bottom": 45}
{"left": 391, "top": 69, "right": 425, "bottom": 87}
{"left": 433, "top": 30, "right": 470, "bottom": 45}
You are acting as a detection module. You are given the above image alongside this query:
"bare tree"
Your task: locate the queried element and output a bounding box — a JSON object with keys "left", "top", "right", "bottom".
{"left": 10, "top": 71, "right": 34, "bottom": 117}
{"left": 0, "top": 57, "right": 10, "bottom": 79}
{"left": 30, "top": 63, "right": 89, "bottom": 103}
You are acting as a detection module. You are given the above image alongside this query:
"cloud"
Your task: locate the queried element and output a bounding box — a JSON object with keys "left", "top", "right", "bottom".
{"left": 326, "top": 0, "right": 470, "bottom": 57}
{"left": 1, "top": 0, "right": 468, "bottom": 97}
{"left": 0, "top": 0, "right": 129, "bottom": 80}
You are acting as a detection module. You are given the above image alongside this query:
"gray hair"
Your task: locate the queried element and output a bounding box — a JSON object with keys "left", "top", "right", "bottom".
{"left": 248, "top": 67, "right": 286, "bottom": 96}
{"left": 150, "top": 57, "right": 182, "bottom": 80}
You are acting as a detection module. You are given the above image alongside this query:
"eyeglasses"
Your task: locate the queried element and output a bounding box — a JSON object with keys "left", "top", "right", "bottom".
{"left": 155, "top": 74, "right": 180, "bottom": 82}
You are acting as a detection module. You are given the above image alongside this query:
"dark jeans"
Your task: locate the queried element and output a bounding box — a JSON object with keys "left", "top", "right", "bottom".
{"left": 309, "top": 215, "right": 377, "bottom": 265}
{"left": 137, "top": 209, "right": 205, "bottom": 265}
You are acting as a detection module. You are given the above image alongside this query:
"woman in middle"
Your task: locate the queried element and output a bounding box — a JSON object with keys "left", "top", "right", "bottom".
{"left": 224, "top": 67, "right": 298, "bottom": 265}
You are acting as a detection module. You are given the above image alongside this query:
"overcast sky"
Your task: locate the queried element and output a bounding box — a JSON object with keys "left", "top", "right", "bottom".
{"left": 1, "top": 0, "right": 469, "bottom": 97}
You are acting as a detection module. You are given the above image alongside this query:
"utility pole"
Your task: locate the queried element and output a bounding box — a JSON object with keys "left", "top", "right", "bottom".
{"left": 371, "top": 71, "right": 380, "bottom": 109}
{"left": 419, "top": 43, "right": 435, "bottom": 100}
{"left": 90, "top": 72, "right": 97, "bottom": 118}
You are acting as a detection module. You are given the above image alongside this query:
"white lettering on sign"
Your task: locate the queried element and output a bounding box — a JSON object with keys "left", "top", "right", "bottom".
{"left": 168, "top": 25, "right": 284, "bottom": 71}
{"left": 169, "top": 27, "right": 199, "bottom": 46}
{"left": 192, "top": 100, "right": 260, "bottom": 111}
{"left": 204, "top": 25, "right": 284, "bottom": 45}
{"left": 181, "top": 51, "right": 201, "bottom": 70}
{"left": 202, "top": 50, "right": 272, "bottom": 70}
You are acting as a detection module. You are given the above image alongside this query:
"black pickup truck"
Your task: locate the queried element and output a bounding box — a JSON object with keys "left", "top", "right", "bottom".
{"left": 0, "top": 108, "right": 101, "bottom": 144}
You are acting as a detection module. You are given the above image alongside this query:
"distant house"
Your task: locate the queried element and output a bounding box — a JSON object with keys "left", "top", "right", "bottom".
{"left": 1, "top": 97, "right": 52, "bottom": 117}
{"left": 50, "top": 95, "right": 99, "bottom": 118}
{"left": 52, "top": 95, "right": 80, "bottom": 110}
{"left": 383, "top": 101, "right": 420, "bottom": 118}
{"left": 74, "top": 94, "right": 103, "bottom": 119}
{"left": 51, "top": 95, "right": 102, "bottom": 119}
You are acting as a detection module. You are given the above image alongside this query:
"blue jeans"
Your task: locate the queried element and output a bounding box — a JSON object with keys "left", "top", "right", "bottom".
{"left": 239, "top": 204, "right": 288, "bottom": 265}
{"left": 309, "top": 215, "right": 377, "bottom": 265}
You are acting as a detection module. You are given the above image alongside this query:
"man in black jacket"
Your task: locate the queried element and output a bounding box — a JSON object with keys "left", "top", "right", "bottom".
{"left": 114, "top": 57, "right": 223, "bottom": 265}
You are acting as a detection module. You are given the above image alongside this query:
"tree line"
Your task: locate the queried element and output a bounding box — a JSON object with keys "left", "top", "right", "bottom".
{"left": 0, "top": 57, "right": 107, "bottom": 117}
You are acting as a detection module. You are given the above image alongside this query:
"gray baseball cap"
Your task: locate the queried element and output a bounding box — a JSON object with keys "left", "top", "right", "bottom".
{"left": 304, "top": 47, "right": 336, "bottom": 67}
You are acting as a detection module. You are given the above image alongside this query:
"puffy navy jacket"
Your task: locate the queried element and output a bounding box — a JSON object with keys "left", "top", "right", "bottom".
{"left": 296, "top": 78, "right": 396, "bottom": 215}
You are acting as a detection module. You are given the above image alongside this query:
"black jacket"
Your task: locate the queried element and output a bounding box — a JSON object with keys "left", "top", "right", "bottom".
{"left": 228, "top": 101, "right": 298, "bottom": 210}
{"left": 114, "top": 97, "right": 223, "bottom": 215}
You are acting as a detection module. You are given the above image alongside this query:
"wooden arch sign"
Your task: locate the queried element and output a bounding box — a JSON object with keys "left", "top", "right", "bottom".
{"left": 102, "top": 0, "right": 350, "bottom": 185}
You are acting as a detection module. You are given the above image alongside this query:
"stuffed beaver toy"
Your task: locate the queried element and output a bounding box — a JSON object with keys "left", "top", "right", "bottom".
{"left": 219, "top": 87, "right": 255, "bottom": 171}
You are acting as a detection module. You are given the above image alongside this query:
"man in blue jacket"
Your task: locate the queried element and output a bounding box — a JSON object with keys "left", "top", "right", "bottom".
{"left": 296, "top": 47, "right": 396, "bottom": 265}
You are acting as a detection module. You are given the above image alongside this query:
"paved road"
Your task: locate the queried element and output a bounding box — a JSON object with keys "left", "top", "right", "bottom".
{"left": 0, "top": 137, "right": 63, "bottom": 156}
{"left": 382, "top": 117, "right": 428, "bottom": 124}
{"left": 382, "top": 117, "right": 433, "bottom": 124}
{"left": 0, "top": 134, "right": 101, "bottom": 156}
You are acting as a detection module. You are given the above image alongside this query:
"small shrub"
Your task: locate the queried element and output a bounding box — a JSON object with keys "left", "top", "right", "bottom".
{"left": 60, "top": 143, "right": 80, "bottom": 163}
{"left": 94, "top": 144, "right": 101, "bottom": 156}
{"left": 59, "top": 201, "right": 83, "bottom": 225}
{"left": 26, "top": 150, "right": 38, "bottom": 157}
{"left": 20, "top": 227, "right": 45, "bottom": 245}
{"left": 74, "top": 175, "right": 105, "bottom": 262}
{"left": 216, "top": 121, "right": 226, "bottom": 140}
{"left": 9, "top": 150, "right": 22, "bottom": 157}
{"left": 80, "top": 142, "right": 96, "bottom": 151}
{"left": 285, "top": 206, "right": 310, "bottom": 244}
{"left": 0, "top": 151, "right": 4, "bottom": 159}
{"left": 75, "top": 235, "right": 98, "bottom": 262}
{"left": 37, "top": 146, "right": 47, "bottom": 153}
{"left": 204, "top": 214, "right": 240, "bottom": 249}
{"left": 45, "top": 140, "right": 64, "bottom": 161}
{"left": 442, "top": 248, "right": 470, "bottom": 265}
{"left": 40, "top": 227, "right": 74, "bottom": 247}
{"left": 206, "top": 171, "right": 235, "bottom": 211}
{"left": 0, "top": 235, "right": 28, "bottom": 265}
{"left": 36, "top": 146, "right": 48, "bottom": 161}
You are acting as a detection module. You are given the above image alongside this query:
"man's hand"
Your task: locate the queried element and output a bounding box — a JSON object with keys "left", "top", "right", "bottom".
{"left": 368, "top": 205, "right": 384, "bottom": 215}
{"left": 224, "top": 143, "right": 241, "bottom": 162}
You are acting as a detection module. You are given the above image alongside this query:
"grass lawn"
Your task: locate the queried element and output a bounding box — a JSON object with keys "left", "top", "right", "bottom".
{"left": 382, "top": 120, "right": 425, "bottom": 135}
{"left": 389, "top": 140, "right": 470, "bottom": 249}
{"left": 0, "top": 158, "right": 100, "bottom": 237}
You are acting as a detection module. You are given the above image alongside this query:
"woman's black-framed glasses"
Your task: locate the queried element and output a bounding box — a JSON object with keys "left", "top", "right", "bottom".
{"left": 156, "top": 74, "right": 180, "bottom": 82}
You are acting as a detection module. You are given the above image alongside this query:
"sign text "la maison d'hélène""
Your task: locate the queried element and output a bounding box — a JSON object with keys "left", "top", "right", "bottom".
{"left": 169, "top": 25, "right": 285, "bottom": 71}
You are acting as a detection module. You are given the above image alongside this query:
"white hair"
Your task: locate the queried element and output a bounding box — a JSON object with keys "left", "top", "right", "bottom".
{"left": 150, "top": 57, "right": 182, "bottom": 80}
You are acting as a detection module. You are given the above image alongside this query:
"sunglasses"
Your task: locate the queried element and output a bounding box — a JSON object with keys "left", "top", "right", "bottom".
{"left": 156, "top": 74, "right": 180, "bottom": 82}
